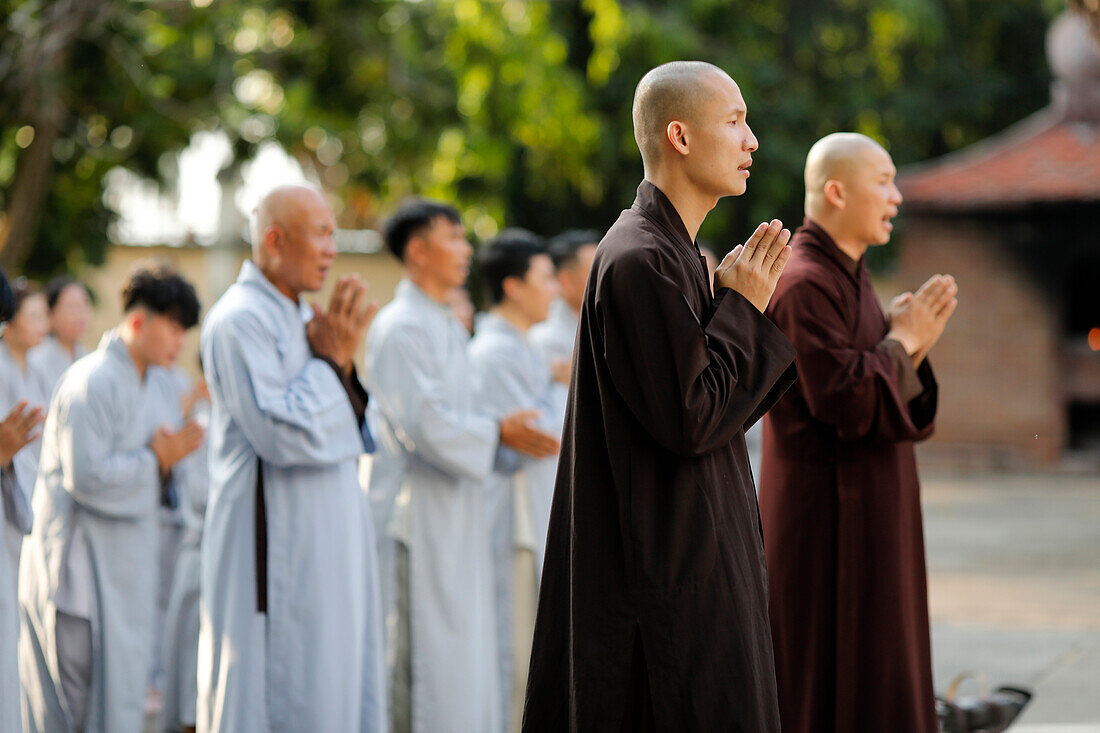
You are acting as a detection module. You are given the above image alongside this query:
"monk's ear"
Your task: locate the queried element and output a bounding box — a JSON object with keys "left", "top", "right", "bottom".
{"left": 501, "top": 275, "right": 524, "bottom": 303}
{"left": 823, "top": 179, "right": 846, "bottom": 210}
{"left": 666, "top": 120, "right": 690, "bottom": 156}
{"left": 262, "top": 225, "right": 284, "bottom": 263}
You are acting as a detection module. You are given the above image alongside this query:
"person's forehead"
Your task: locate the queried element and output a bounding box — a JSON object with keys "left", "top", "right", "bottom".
{"left": 862, "top": 145, "right": 896, "bottom": 173}
{"left": 702, "top": 72, "right": 745, "bottom": 114}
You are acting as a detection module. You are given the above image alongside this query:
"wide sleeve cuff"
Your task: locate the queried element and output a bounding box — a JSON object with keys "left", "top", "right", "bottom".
{"left": 878, "top": 338, "right": 924, "bottom": 403}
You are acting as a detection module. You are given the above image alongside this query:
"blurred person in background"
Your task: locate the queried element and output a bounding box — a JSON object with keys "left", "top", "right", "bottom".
{"left": 29, "top": 276, "right": 92, "bottom": 397}
{"left": 528, "top": 229, "right": 598, "bottom": 433}
{"left": 468, "top": 229, "right": 560, "bottom": 732}
{"left": 0, "top": 268, "right": 47, "bottom": 733}
{"left": 19, "top": 264, "right": 204, "bottom": 732}
{"left": 366, "top": 199, "right": 558, "bottom": 733}
{"left": 197, "top": 185, "right": 385, "bottom": 733}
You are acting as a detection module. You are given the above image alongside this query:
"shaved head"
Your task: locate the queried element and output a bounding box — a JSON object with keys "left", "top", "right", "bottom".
{"left": 251, "top": 184, "right": 337, "bottom": 299}
{"left": 632, "top": 61, "right": 732, "bottom": 169}
{"left": 804, "top": 133, "right": 888, "bottom": 218}
{"left": 251, "top": 184, "right": 328, "bottom": 259}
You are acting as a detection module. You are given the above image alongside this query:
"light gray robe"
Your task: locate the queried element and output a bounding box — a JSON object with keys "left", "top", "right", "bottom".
{"left": 161, "top": 372, "right": 209, "bottom": 730}
{"left": 28, "top": 335, "right": 88, "bottom": 399}
{"left": 18, "top": 332, "right": 191, "bottom": 732}
{"left": 197, "top": 261, "right": 385, "bottom": 733}
{"left": 527, "top": 298, "right": 577, "bottom": 442}
{"left": 468, "top": 313, "right": 560, "bottom": 732}
{"left": 0, "top": 341, "right": 50, "bottom": 732}
{"left": 366, "top": 279, "right": 501, "bottom": 733}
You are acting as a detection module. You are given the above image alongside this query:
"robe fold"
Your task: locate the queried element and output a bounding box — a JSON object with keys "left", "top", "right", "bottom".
{"left": 18, "top": 332, "right": 194, "bottom": 732}
{"left": 366, "top": 279, "right": 501, "bottom": 733}
{"left": 469, "top": 312, "right": 560, "bottom": 731}
{"left": 197, "top": 261, "right": 385, "bottom": 733}
{"left": 760, "top": 218, "right": 939, "bottom": 733}
{"left": 523, "top": 181, "right": 797, "bottom": 732}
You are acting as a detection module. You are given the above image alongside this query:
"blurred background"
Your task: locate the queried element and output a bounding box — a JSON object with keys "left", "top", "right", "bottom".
{"left": 1, "top": 1, "right": 1098, "bottom": 726}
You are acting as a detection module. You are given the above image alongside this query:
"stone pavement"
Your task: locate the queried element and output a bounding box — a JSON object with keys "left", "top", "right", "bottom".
{"left": 924, "top": 471, "right": 1100, "bottom": 731}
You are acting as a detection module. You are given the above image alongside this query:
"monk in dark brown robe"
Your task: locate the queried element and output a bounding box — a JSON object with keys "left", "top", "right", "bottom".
{"left": 760, "top": 132, "right": 958, "bottom": 733}
{"left": 523, "top": 61, "right": 798, "bottom": 732}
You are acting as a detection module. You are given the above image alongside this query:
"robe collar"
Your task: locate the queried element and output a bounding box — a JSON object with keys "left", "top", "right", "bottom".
{"left": 98, "top": 329, "right": 144, "bottom": 384}
{"left": 799, "top": 218, "right": 863, "bottom": 282}
{"left": 479, "top": 311, "right": 524, "bottom": 342}
{"left": 394, "top": 278, "right": 452, "bottom": 316}
{"left": 631, "top": 180, "right": 701, "bottom": 259}
{"left": 237, "top": 260, "right": 313, "bottom": 325}
{"left": 0, "top": 339, "right": 29, "bottom": 377}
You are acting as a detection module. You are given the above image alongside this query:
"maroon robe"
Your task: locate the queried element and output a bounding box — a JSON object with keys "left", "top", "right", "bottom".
{"left": 760, "top": 219, "right": 939, "bottom": 733}
{"left": 523, "top": 181, "right": 797, "bottom": 732}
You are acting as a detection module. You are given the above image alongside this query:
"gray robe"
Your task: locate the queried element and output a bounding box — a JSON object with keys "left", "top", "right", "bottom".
{"left": 0, "top": 341, "right": 50, "bottom": 732}
{"left": 197, "top": 261, "right": 385, "bottom": 733}
{"left": 366, "top": 279, "right": 501, "bottom": 733}
{"left": 18, "top": 332, "right": 191, "bottom": 732}
{"left": 161, "top": 372, "right": 209, "bottom": 730}
{"left": 28, "top": 335, "right": 88, "bottom": 399}
{"left": 527, "top": 298, "right": 577, "bottom": 440}
{"left": 468, "top": 313, "right": 559, "bottom": 731}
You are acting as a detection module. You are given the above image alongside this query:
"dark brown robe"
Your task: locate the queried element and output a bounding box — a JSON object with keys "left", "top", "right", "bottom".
{"left": 523, "top": 181, "right": 797, "bottom": 732}
{"left": 760, "top": 218, "right": 939, "bottom": 733}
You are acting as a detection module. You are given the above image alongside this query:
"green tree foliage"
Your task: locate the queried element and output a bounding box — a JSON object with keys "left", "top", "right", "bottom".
{"left": 0, "top": 0, "right": 1065, "bottom": 276}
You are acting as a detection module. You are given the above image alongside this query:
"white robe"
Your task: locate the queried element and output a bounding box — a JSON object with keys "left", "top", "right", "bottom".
{"left": 366, "top": 279, "right": 501, "bottom": 733}
{"left": 197, "top": 261, "right": 385, "bottom": 733}
{"left": 0, "top": 341, "right": 50, "bottom": 733}
{"left": 18, "top": 332, "right": 193, "bottom": 732}
{"left": 527, "top": 298, "right": 577, "bottom": 441}
{"left": 28, "top": 334, "right": 88, "bottom": 399}
{"left": 467, "top": 313, "right": 560, "bottom": 732}
{"left": 161, "top": 371, "right": 209, "bottom": 730}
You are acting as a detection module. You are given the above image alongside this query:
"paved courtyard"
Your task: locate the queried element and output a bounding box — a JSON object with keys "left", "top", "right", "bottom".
{"left": 924, "top": 471, "right": 1100, "bottom": 731}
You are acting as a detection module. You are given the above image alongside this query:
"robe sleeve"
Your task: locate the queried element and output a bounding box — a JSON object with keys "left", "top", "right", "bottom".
{"left": 600, "top": 252, "right": 797, "bottom": 458}
{"left": 769, "top": 279, "right": 937, "bottom": 442}
{"left": 369, "top": 325, "right": 499, "bottom": 482}
{"left": 206, "top": 310, "right": 365, "bottom": 468}
{"left": 56, "top": 385, "right": 160, "bottom": 519}
{"left": 1, "top": 457, "right": 33, "bottom": 533}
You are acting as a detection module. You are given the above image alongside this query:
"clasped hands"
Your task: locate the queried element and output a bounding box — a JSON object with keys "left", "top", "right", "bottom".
{"left": 307, "top": 274, "right": 380, "bottom": 375}
{"left": 0, "top": 401, "right": 44, "bottom": 468}
{"left": 715, "top": 220, "right": 793, "bottom": 312}
{"left": 887, "top": 274, "right": 958, "bottom": 367}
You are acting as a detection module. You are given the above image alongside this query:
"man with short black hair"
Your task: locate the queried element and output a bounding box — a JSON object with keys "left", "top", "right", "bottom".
{"left": 469, "top": 228, "right": 560, "bottom": 731}
{"left": 20, "top": 263, "right": 205, "bottom": 732}
{"left": 367, "top": 201, "right": 559, "bottom": 733}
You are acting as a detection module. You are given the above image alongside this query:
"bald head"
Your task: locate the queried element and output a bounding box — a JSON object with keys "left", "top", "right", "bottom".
{"left": 632, "top": 61, "right": 732, "bottom": 169}
{"left": 251, "top": 184, "right": 337, "bottom": 299}
{"left": 251, "top": 185, "right": 328, "bottom": 260}
{"left": 804, "top": 133, "right": 889, "bottom": 218}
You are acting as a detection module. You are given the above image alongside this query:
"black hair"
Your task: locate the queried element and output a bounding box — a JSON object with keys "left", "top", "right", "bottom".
{"left": 478, "top": 228, "right": 547, "bottom": 305}
{"left": 44, "top": 275, "right": 89, "bottom": 311}
{"left": 382, "top": 199, "right": 462, "bottom": 262}
{"left": 0, "top": 268, "right": 14, "bottom": 324}
{"left": 547, "top": 229, "right": 600, "bottom": 271}
{"left": 121, "top": 262, "right": 200, "bottom": 329}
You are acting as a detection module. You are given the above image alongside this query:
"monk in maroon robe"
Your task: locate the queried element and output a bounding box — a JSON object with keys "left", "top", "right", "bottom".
{"left": 760, "top": 132, "right": 958, "bottom": 733}
{"left": 523, "top": 61, "right": 798, "bottom": 732}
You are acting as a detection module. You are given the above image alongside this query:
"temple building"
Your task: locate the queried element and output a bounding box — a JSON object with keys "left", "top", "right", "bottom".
{"left": 896, "top": 11, "right": 1100, "bottom": 468}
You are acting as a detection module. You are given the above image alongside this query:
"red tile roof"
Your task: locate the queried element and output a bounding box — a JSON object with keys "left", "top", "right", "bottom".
{"left": 898, "top": 109, "right": 1100, "bottom": 210}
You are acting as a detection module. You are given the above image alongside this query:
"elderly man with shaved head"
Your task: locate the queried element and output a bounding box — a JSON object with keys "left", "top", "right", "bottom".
{"left": 523, "top": 61, "right": 797, "bottom": 731}
{"left": 759, "top": 133, "right": 957, "bottom": 733}
{"left": 197, "top": 185, "right": 386, "bottom": 732}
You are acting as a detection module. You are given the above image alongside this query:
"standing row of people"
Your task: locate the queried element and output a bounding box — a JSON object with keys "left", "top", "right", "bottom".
{"left": 0, "top": 59, "right": 960, "bottom": 733}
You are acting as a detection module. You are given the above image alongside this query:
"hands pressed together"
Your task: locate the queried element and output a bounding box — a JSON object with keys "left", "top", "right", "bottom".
{"left": 307, "top": 274, "right": 380, "bottom": 375}
{"left": 887, "top": 274, "right": 958, "bottom": 367}
{"left": 716, "top": 220, "right": 793, "bottom": 312}
{"left": 151, "top": 420, "right": 205, "bottom": 476}
{"left": 499, "top": 409, "right": 560, "bottom": 459}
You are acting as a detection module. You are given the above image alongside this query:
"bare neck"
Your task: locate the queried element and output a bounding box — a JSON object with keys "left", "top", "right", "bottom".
{"left": 809, "top": 213, "right": 868, "bottom": 262}
{"left": 2, "top": 337, "right": 27, "bottom": 371}
{"left": 119, "top": 330, "right": 148, "bottom": 380}
{"left": 257, "top": 263, "right": 301, "bottom": 303}
{"left": 406, "top": 270, "right": 451, "bottom": 304}
{"left": 644, "top": 168, "right": 716, "bottom": 242}
{"left": 493, "top": 302, "right": 533, "bottom": 333}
